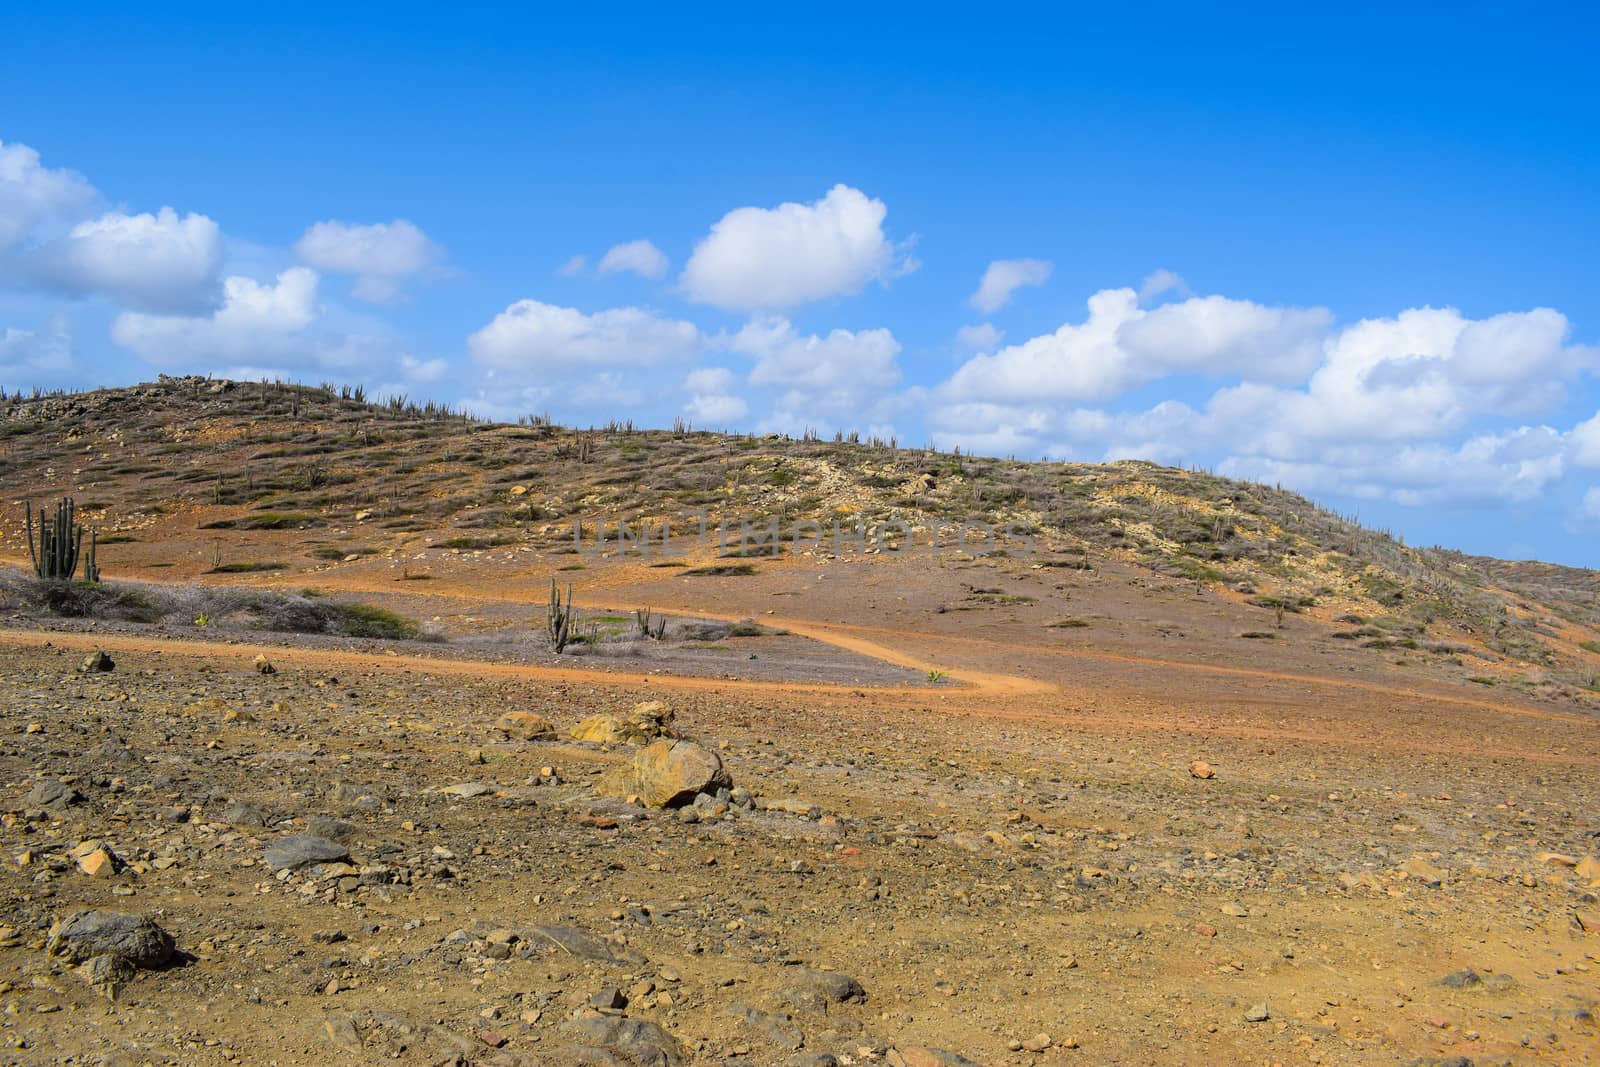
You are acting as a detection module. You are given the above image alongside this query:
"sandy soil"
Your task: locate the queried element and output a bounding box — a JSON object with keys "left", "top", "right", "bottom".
{"left": 1, "top": 549, "right": 1597, "bottom": 1066}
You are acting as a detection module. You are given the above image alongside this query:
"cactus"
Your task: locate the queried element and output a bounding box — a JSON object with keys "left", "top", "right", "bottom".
{"left": 25, "top": 497, "right": 95, "bottom": 582}
{"left": 547, "top": 579, "right": 573, "bottom": 653}
{"left": 635, "top": 607, "right": 667, "bottom": 641}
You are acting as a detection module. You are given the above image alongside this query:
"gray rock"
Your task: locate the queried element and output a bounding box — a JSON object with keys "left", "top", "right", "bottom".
{"left": 1439, "top": 968, "right": 1481, "bottom": 989}
{"left": 560, "top": 1013, "right": 684, "bottom": 1067}
{"left": 81, "top": 650, "right": 115, "bottom": 672}
{"left": 47, "top": 910, "right": 174, "bottom": 968}
{"left": 789, "top": 1056, "right": 839, "bottom": 1067}
{"left": 781, "top": 968, "right": 867, "bottom": 1011}
{"left": 728, "top": 1005, "right": 805, "bottom": 1050}
{"left": 1245, "top": 1002, "right": 1270, "bottom": 1022}
{"left": 24, "top": 780, "right": 81, "bottom": 810}
{"left": 521, "top": 924, "right": 647, "bottom": 965}
{"left": 263, "top": 835, "right": 350, "bottom": 871}
{"left": 221, "top": 801, "right": 268, "bottom": 827}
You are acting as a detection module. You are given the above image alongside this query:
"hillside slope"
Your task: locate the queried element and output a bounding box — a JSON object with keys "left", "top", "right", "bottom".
{"left": 3, "top": 375, "right": 1598, "bottom": 702}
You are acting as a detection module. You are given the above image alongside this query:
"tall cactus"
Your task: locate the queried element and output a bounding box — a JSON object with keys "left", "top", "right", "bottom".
{"left": 25, "top": 497, "right": 91, "bottom": 581}
{"left": 547, "top": 579, "right": 573, "bottom": 653}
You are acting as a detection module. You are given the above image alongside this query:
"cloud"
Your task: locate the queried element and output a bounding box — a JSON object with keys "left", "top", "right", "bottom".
{"left": 731, "top": 317, "right": 901, "bottom": 428}
{"left": 467, "top": 300, "right": 704, "bottom": 371}
{"left": 28, "top": 207, "right": 222, "bottom": 312}
{"left": 0, "top": 140, "right": 99, "bottom": 249}
{"left": 295, "top": 219, "right": 441, "bottom": 301}
{"left": 111, "top": 267, "right": 319, "bottom": 364}
{"left": 0, "top": 317, "right": 73, "bottom": 379}
{"left": 943, "top": 286, "right": 1332, "bottom": 405}
{"left": 681, "top": 185, "right": 914, "bottom": 311}
{"left": 558, "top": 255, "right": 587, "bottom": 277}
{"left": 955, "top": 323, "right": 1003, "bottom": 352}
{"left": 970, "top": 258, "right": 1052, "bottom": 313}
{"left": 597, "top": 239, "right": 669, "bottom": 280}
{"left": 683, "top": 367, "right": 749, "bottom": 425}
{"left": 1139, "top": 268, "right": 1190, "bottom": 304}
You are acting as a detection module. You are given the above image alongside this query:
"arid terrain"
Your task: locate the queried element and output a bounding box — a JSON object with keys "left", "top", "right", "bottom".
{"left": 0, "top": 379, "right": 1596, "bottom": 1066}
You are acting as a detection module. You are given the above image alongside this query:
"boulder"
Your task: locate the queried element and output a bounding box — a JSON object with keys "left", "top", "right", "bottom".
{"left": 600, "top": 739, "right": 731, "bottom": 809}
{"left": 263, "top": 835, "right": 350, "bottom": 872}
{"left": 47, "top": 910, "right": 174, "bottom": 968}
{"left": 571, "top": 702, "right": 678, "bottom": 745}
{"left": 494, "top": 711, "right": 556, "bottom": 740}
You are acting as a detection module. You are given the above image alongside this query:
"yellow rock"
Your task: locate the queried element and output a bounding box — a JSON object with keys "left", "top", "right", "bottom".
{"left": 1575, "top": 855, "right": 1600, "bottom": 886}
{"left": 494, "top": 711, "right": 556, "bottom": 741}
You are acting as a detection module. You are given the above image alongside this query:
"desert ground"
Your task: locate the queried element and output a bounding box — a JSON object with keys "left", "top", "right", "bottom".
{"left": 0, "top": 381, "right": 1597, "bottom": 1066}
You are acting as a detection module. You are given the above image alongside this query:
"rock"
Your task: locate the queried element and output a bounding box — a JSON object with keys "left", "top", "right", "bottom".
{"left": 626, "top": 701, "right": 676, "bottom": 737}
{"left": 1439, "top": 968, "right": 1481, "bottom": 989}
{"left": 728, "top": 1004, "right": 805, "bottom": 1050}
{"left": 263, "top": 835, "right": 350, "bottom": 872}
{"left": 76, "top": 845, "right": 120, "bottom": 878}
{"left": 23, "top": 780, "right": 81, "bottom": 810}
{"left": 600, "top": 739, "right": 732, "bottom": 809}
{"left": 520, "top": 925, "right": 647, "bottom": 965}
{"left": 438, "top": 782, "right": 495, "bottom": 798}
{"left": 1021, "top": 1033, "right": 1052, "bottom": 1052}
{"left": 1577, "top": 910, "right": 1598, "bottom": 934}
{"left": 1188, "top": 760, "right": 1215, "bottom": 780}
{"left": 47, "top": 910, "right": 175, "bottom": 968}
{"left": 1219, "top": 902, "right": 1249, "bottom": 917}
{"left": 560, "top": 1013, "right": 684, "bottom": 1067}
{"left": 590, "top": 985, "right": 627, "bottom": 1010}
{"left": 253, "top": 654, "right": 276, "bottom": 675}
{"left": 1537, "top": 852, "right": 1578, "bottom": 867}
{"left": 892, "top": 1048, "right": 981, "bottom": 1067}
{"left": 789, "top": 1056, "right": 839, "bottom": 1067}
{"left": 221, "top": 801, "right": 268, "bottom": 827}
{"left": 494, "top": 711, "right": 556, "bottom": 740}
{"left": 1245, "top": 1002, "right": 1270, "bottom": 1022}
{"left": 780, "top": 968, "right": 867, "bottom": 1011}
{"left": 77, "top": 952, "right": 137, "bottom": 991}
{"left": 81, "top": 650, "right": 115, "bottom": 673}
{"left": 1403, "top": 857, "right": 1446, "bottom": 887}
{"left": 571, "top": 703, "right": 678, "bottom": 745}
{"left": 1575, "top": 855, "right": 1600, "bottom": 885}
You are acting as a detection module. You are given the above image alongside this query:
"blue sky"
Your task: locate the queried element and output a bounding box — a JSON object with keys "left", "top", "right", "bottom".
{"left": 2, "top": 4, "right": 1598, "bottom": 563}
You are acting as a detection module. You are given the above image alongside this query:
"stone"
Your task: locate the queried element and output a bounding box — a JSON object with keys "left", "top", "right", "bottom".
{"left": 77, "top": 846, "right": 120, "bottom": 879}
{"left": 559, "top": 1013, "right": 684, "bottom": 1067}
{"left": 1021, "top": 1033, "right": 1052, "bottom": 1052}
{"left": 81, "top": 650, "right": 115, "bottom": 673}
{"left": 520, "top": 925, "right": 647, "bottom": 965}
{"left": 263, "top": 835, "right": 350, "bottom": 872}
{"left": 780, "top": 968, "right": 867, "bottom": 1011}
{"left": 1219, "top": 902, "right": 1249, "bottom": 917}
{"left": 253, "top": 654, "right": 276, "bottom": 675}
{"left": 77, "top": 953, "right": 137, "bottom": 991}
{"left": 728, "top": 1005, "right": 805, "bottom": 1050}
{"left": 1537, "top": 852, "right": 1578, "bottom": 867}
{"left": 494, "top": 711, "right": 556, "bottom": 741}
{"left": 1188, "top": 760, "right": 1215, "bottom": 780}
{"left": 1403, "top": 857, "right": 1446, "bottom": 887}
{"left": 590, "top": 985, "right": 627, "bottom": 1010}
{"left": 893, "top": 1048, "right": 981, "bottom": 1067}
{"left": 439, "top": 782, "right": 495, "bottom": 798}
{"left": 47, "top": 910, "right": 174, "bottom": 968}
{"left": 23, "top": 780, "right": 81, "bottom": 810}
{"left": 600, "top": 739, "right": 732, "bottom": 809}
{"left": 1439, "top": 968, "right": 1481, "bottom": 989}
{"left": 220, "top": 800, "right": 267, "bottom": 826}
{"left": 571, "top": 703, "right": 678, "bottom": 746}
{"left": 1575, "top": 855, "right": 1600, "bottom": 885}
{"left": 1245, "top": 1002, "right": 1270, "bottom": 1022}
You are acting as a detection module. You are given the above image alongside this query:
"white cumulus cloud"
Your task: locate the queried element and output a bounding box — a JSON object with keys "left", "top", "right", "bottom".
{"left": 970, "top": 258, "right": 1052, "bottom": 313}
{"left": 111, "top": 267, "right": 319, "bottom": 364}
{"left": 731, "top": 317, "right": 902, "bottom": 429}
{"left": 597, "top": 239, "right": 669, "bottom": 280}
{"left": 29, "top": 207, "right": 222, "bottom": 312}
{"left": 0, "top": 140, "right": 98, "bottom": 249}
{"left": 295, "top": 219, "right": 441, "bottom": 301}
{"left": 0, "top": 317, "right": 73, "bottom": 379}
{"left": 681, "top": 185, "right": 913, "bottom": 311}
{"left": 468, "top": 300, "right": 703, "bottom": 371}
